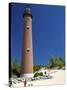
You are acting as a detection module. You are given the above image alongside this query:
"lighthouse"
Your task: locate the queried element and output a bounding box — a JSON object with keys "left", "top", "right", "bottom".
{"left": 21, "top": 8, "right": 33, "bottom": 78}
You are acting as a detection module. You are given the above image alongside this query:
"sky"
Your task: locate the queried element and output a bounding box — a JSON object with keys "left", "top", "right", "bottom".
{"left": 11, "top": 3, "right": 65, "bottom": 65}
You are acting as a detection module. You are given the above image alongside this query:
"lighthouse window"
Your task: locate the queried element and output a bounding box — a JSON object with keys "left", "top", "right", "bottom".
{"left": 26, "top": 48, "right": 30, "bottom": 52}
{"left": 26, "top": 26, "right": 29, "bottom": 29}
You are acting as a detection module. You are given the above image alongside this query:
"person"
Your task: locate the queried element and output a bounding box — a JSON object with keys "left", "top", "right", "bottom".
{"left": 24, "top": 79, "right": 27, "bottom": 87}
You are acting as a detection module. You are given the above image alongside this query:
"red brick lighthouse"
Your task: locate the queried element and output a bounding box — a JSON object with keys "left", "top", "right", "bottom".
{"left": 21, "top": 8, "right": 33, "bottom": 78}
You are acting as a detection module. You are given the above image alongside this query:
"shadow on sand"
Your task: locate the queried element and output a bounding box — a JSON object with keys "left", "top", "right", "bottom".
{"left": 4, "top": 83, "right": 9, "bottom": 87}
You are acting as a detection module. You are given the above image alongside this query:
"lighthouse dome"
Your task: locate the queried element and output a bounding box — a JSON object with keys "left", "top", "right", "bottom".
{"left": 23, "top": 8, "right": 32, "bottom": 18}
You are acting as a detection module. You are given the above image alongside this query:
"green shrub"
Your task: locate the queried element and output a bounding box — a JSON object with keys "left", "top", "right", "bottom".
{"left": 34, "top": 73, "right": 39, "bottom": 77}
{"left": 39, "top": 72, "right": 43, "bottom": 76}
{"left": 34, "top": 72, "right": 43, "bottom": 77}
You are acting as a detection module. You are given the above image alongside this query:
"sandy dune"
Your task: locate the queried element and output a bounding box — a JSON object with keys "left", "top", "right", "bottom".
{"left": 11, "top": 70, "right": 65, "bottom": 87}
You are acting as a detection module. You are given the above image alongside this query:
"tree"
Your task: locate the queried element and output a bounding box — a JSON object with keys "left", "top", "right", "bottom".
{"left": 48, "top": 55, "right": 65, "bottom": 69}
{"left": 11, "top": 59, "right": 21, "bottom": 77}
{"left": 33, "top": 65, "right": 42, "bottom": 72}
{"left": 57, "top": 57, "right": 65, "bottom": 68}
{"left": 48, "top": 55, "right": 56, "bottom": 68}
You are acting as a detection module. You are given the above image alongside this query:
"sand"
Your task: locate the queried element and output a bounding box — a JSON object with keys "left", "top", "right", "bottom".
{"left": 11, "top": 70, "right": 65, "bottom": 88}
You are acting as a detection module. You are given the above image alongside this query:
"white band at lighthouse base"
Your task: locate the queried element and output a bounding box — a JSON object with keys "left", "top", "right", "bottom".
{"left": 21, "top": 73, "right": 33, "bottom": 78}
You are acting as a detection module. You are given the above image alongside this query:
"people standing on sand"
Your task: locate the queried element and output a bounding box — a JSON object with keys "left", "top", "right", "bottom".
{"left": 24, "top": 79, "right": 27, "bottom": 87}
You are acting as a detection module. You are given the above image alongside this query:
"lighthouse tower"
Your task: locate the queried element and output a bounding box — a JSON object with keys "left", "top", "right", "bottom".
{"left": 21, "top": 8, "right": 33, "bottom": 78}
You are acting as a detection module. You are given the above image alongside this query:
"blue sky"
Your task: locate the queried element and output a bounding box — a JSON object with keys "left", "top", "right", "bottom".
{"left": 11, "top": 3, "right": 65, "bottom": 65}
